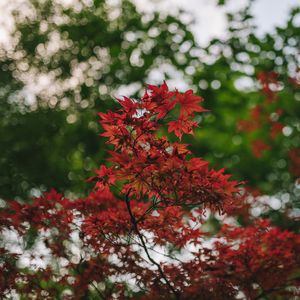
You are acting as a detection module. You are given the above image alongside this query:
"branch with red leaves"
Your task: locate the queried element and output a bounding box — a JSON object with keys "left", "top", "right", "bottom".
{"left": 1, "top": 83, "right": 300, "bottom": 299}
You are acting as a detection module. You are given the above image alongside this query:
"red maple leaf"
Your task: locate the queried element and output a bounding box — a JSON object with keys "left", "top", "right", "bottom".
{"left": 168, "top": 117, "right": 198, "bottom": 139}
{"left": 176, "top": 89, "right": 207, "bottom": 117}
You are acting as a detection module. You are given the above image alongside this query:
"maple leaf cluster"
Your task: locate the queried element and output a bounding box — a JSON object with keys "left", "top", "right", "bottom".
{"left": 1, "top": 83, "right": 300, "bottom": 299}
{"left": 96, "top": 82, "right": 238, "bottom": 212}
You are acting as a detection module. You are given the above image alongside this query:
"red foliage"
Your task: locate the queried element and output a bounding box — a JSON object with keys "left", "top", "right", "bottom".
{"left": 1, "top": 83, "right": 300, "bottom": 299}
{"left": 251, "top": 139, "right": 271, "bottom": 158}
{"left": 257, "top": 71, "right": 279, "bottom": 103}
{"left": 237, "top": 72, "right": 287, "bottom": 158}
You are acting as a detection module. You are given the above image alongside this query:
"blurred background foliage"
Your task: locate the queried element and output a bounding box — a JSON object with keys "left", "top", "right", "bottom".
{"left": 0, "top": 0, "right": 299, "bottom": 204}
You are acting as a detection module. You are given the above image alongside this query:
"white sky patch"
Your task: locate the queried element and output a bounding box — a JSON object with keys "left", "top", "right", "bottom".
{"left": 234, "top": 76, "right": 256, "bottom": 91}
{"left": 115, "top": 82, "right": 142, "bottom": 98}
{"left": 147, "top": 63, "right": 188, "bottom": 90}
{"left": 251, "top": 0, "right": 299, "bottom": 36}
{"left": 132, "top": 0, "right": 299, "bottom": 46}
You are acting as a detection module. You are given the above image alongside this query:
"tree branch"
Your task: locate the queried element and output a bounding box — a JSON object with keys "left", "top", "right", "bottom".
{"left": 125, "top": 192, "right": 180, "bottom": 299}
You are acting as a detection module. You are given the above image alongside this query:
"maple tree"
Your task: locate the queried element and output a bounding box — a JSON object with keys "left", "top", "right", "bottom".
{"left": 1, "top": 83, "right": 300, "bottom": 299}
